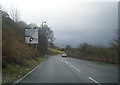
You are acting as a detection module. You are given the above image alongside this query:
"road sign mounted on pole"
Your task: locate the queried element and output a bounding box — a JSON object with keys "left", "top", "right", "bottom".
{"left": 25, "top": 28, "right": 38, "bottom": 44}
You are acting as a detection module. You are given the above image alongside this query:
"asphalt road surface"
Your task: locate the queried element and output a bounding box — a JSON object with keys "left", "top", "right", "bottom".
{"left": 17, "top": 55, "right": 118, "bottom": 84}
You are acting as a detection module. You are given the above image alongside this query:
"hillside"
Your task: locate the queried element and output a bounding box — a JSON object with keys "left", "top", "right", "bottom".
{"left": 2, "top": 13, "right": 35, "bottom": 83}
{"left": 2, "top": 11, "right": 57, "bottom": 83}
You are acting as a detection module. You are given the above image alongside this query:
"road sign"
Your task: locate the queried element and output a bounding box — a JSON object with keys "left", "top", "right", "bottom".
{"left": 25, "top": 29, "right": 38, "bottom": 44}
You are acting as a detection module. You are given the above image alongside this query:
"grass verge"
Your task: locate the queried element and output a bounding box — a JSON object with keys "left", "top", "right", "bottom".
{"left": 2, "top": 56, "right": 48, "bottom": 83}
{"left": 48, "top": 48, "right": 64, "bottom": 54}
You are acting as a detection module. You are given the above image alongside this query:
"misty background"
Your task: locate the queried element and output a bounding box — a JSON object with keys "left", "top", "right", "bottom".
{"left": 1, "top": 0, "right": 118, "bottom": 48}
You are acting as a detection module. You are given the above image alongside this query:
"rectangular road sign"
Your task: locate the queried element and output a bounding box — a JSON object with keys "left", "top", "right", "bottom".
{"left": 25, "top": 29, "right": 38, "bottom": 44}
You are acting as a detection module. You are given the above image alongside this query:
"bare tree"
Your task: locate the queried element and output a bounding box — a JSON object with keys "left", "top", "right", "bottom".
{"left": 0, "top": 4, "right": 2, "bottom": 10}
{"left": 111, "top": 29, "right": 119, "bottom": 48}
{"left": 0, "top": 0, "right": 3, "bottom": 10}
{"left": 9, "top": 7, "right": 20, "bottom": 22}
{"left": 29, "top": 23, "right": 38, "bottom": 28}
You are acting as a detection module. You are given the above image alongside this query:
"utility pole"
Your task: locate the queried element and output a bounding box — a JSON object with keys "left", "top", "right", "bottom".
{"left": 41, "top": 22, "right": 46, "bottom": 35}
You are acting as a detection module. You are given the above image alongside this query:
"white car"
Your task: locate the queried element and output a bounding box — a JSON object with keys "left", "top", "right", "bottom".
{"left": 62, "top": 53, "right": 67, "bottom": 57}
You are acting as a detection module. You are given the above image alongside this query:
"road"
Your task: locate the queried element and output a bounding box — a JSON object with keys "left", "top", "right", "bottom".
{"left": 16, "top": 55, "right": 118, "bottom": 84}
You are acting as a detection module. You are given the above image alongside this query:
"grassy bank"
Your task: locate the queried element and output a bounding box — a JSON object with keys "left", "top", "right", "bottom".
{"left": 3, "top": 48, "right": 62, "bottom": 83}
{"left": 2, "top": 55, "right": 47, "bottom": 83}
{"left": 48, "top": 48, "right": 64, "bottom": 54}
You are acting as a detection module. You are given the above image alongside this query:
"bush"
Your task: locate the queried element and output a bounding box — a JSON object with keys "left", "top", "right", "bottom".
{"left": 65, "top": 43, "right": 118, "bottom": 64}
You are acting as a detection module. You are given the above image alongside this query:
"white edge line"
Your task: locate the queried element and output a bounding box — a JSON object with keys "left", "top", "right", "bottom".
{"left": 89, "top": 77, "right": 101, "bottom": 85}
{"left": 14, "top": 58, "right": 46, "bottom": 83}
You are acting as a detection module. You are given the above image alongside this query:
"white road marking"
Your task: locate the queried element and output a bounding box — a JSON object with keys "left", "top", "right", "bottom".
{"left": 14, "top": 59, "right": 46, "bottom": 83}
{"left": 70, "top": 65, "right": 81, "bottom": 72}
{"left": 60, "top": 59, "right": 81, "bottom": 72}
{"left": 64, "top": 61, "right": 68, "bottom": 64}
{"left": 58, "top": 58, "right": 61, "bottom": 61}
{"left": 71, "top": 65, "right": 74, "bottom": 68}
{"left": 89, "top": 77, "right": 101, "bottom": 85}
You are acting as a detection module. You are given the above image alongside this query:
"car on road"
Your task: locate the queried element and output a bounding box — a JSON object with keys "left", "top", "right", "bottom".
{"left": 62, "top": 53, "right": 67, "bottom": 57}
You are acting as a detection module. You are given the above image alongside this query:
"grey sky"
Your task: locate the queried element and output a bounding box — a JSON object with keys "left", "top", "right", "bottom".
{"left": 1, "top": 0, "right": 118, "bottom": 47}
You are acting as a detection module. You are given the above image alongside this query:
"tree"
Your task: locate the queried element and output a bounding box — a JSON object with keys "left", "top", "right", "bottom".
{"left": 0, "top": 2, "right": 2, "bottom": 10}
{"left": 29, "top": 23, "right": 38, "bottom": 29}
{"left": 65, "top": 45, "right": 72, "bottom": 50}
{"left": 111, "top": 29, "right": 120, "bottom": 62}
{"left": 38, "top": 24, "right": 55, "bottom": 55}
{"left": 111, "top": 29, "right": 119, "bottom": 52}
{"left": 2, "top": 10, "right": 9, "bottom": 18}
{"left": 79, "top": 43, "right": 88, "bottom": 51}
{"left": 18, "top": 21, "right": 28, "bottom": 28}
{"left": 9, "top": 7, "right": 20, "bottom": 22}
{"left": 49, "top": 42, "right": 55, "bottom": 48}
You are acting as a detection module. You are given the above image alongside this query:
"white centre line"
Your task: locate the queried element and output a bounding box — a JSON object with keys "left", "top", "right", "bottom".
{"left": 89, "top": 77, "right": 101, "bottom": 85}
{"left": 61, "top": 59, "right": 64, "bottom": 62}
{"left": 71, "top": 65, "right": 74, "bottom": 68}
{"left": 64, "top": 61, "right": 68, "bottom": 64}
{"left": 70, "top": 65, "right": 81, "bottom": 72}
{"left": 61, "top": 60, "right": 81, "bottom": 72}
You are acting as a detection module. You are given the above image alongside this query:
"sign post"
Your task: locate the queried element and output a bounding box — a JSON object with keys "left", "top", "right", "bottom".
{"left": 25, "top": 28, "right": 38, "bottom": 57}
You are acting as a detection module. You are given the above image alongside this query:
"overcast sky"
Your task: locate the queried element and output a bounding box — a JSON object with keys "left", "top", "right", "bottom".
{"left": 1, "top": 0, "right": 118, "bottom": 47}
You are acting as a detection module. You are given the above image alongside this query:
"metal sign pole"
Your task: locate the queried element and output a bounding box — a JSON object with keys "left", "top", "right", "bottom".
{"left": 25, "top": 28, "right": 38, "bottom": 57}
{"left": 36, "top": 44, "right": 37, "bottom": 51}
{"left": 35, "top": 44, "right": 37, "bottom": 57}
